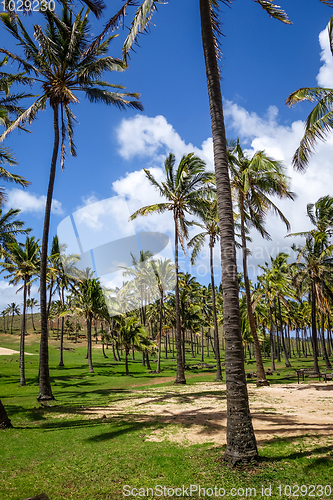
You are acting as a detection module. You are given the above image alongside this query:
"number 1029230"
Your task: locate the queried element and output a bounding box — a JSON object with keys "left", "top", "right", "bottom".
{"left": 276, "top": 484, "right": 332, "bottom": 497}
{"left": 1, "top": 0, "right": 55, "bottom": 12}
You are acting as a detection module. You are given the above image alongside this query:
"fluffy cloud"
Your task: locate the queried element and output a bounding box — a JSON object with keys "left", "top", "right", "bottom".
{"left": 317, "top": 22, "right": 333, "bottom": 87}
{"left": 0, "top": 283, "right": 39, "bottom": 312}
{"left": 5, "top": 188, "right": 63, "bottom": 216}
{"left": 116, "top": 114, "right": 214, "bottom": 170}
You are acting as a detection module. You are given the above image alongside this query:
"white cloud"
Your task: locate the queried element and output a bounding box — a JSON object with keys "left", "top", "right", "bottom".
{"left": 5, "top": 189, "right": 63, "bottom": 216}
{"left": 116, "top": 114, "right": 215, "bottom": 170}
{"left": 317, "top": 23, "right": 333, "bottom": 87}
{"left": 0, "top": 283, "right": 39, "bottom": 312}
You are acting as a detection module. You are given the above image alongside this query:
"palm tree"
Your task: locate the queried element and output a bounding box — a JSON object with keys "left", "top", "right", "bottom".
{"left": 0, "top": 236, "right": 40, "bottom": 386}
{"left": 188, "top": 199, "right": 222, "bottom": 380}
{"left": 99, "top": 0, "right": 329, "bottom": 463}
{"left": 70, "top": 278, "right": 107, "bottom": 373}
{"left": 292, "top": 234, "right": 333, "bottom": 373}
{"left": 286, "top": 15, "right": 333, "bottom": 170}
{"left": 26, "top": 298, "right": 38, "bottom": 331}
{"left": 287, "top": 195, "right": 333, "bottom": 369}
{"left": 115, "top": 315, "right": 149, "bottom": 376}
{"left": 130, "top": 152, "right": 214, "bottom": 384}
{"left": 228, "top": 140, "right": 294, "bottom": 385}
{"left": 149, "top": 258, "right": 175, "bottom": 373}
{"left": 0, "top": 7, "right": 143, "bottom": 400}
{"left": 48, "top": 236, "right": 80, "bottom": 366}
{"left": 121, "top": 250, "right": 156, "bottom": 369}
{"left": 7, "top": 302, "right": 20, "bottom": 334}
{"left": 0, "top": 207, "right": 31, "bottom": 258}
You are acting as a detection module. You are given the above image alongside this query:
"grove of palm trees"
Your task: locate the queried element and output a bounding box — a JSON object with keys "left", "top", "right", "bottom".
{"left": 1, "top": 1, "right": 333, "bottom": 499}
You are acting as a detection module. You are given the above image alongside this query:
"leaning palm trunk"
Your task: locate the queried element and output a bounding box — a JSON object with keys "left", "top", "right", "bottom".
{"left": 174, "top": 219, "right": 186, "bottom": 384}
{"left": 20, "top": 279, "right": 27, "bottom": 386}
{"left": 38, "top": 106, "right": 59, "bottom": 401}
{"left": 210, "top": 242, "right": 222, "bottom": 381}
{"left": 0, "top": 399, "right": 12, "bottom": 429}
{"left": 240, "top": 200, "right": 268, "bottom": 386}
{"left": 199, "top": 0, "right": 257, "bottom": 462}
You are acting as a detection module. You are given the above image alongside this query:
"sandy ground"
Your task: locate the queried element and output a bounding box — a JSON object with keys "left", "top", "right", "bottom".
{"left": 81, "top": 382, "right": 333, "bottom": 446}
{"left": 0, "top": 347, "right": 35, "bottom": 355}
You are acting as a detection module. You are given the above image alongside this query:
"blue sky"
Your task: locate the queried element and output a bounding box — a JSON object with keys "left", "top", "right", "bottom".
{"left": 1, "top": 0, "right": 333, "bottom": 307}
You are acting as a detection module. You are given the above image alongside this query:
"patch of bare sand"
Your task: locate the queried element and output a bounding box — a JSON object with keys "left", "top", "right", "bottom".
{"left": 0, "top": 347, "right": 35, "bottom": 355}
{"left": 81, "top": 382, "right": 333, "bottom": 446}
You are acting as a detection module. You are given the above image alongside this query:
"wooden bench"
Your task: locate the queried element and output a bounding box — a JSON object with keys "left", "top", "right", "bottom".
{"left": 295, "top": 369, "right": 332, "bottom": 383}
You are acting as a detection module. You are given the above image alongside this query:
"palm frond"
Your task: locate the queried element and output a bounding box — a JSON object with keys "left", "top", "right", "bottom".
{"left": 253, "top": 0, "right": 291, "bottom": 24}
{"left": 129, "top": 203, "right": 170, "bottom": 221}
{"left": 122, "top": 0, "right": 164, "bottom": 62}
{"left": 83, "top": 88, "right": 143, "bottom": 110}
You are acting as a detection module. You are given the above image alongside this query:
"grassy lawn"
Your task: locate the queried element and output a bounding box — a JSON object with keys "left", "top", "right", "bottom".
{"left": 1, "top": 329, "right": 333, "bottom": 499}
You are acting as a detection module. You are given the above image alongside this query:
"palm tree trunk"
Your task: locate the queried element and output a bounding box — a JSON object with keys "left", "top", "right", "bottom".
{"left": 174, "top": 219, "right": 186, "bottom": 384}
{"left": 199, "top": 0, "right": 257, "bottom": 462}
{"left": 201, "top": 327, "right": 204, "bottom": 362}
{"left": 156, "top": 297, "right": 162, "bottom": 373}
{"left": 125, "top": 348, "right": 129, "bottom": 376}
{"left": 86, "top": 318, "right": 94, "bottom": 374}
{"left": 59, "top": 289, "right": 65, "bottom": 367}
{"left": 239, "top": 199, "right": 268, "bottom": 386}
{"left": 38, "top": 105, "right": 60, "bottom": 401}
{"left": 210, "top": 242, "right": 222, "bottom": 380}
{"left": 0, "top": 399, "right": 12, "bottom": 429}
{"left": 11, "top": 312, "right": 13, "bottom": 335}
{"left": 269, "top": 307, "right": 276, "bottom": 371}
{"left": 277, "top": 298, "right": 291, "bottom": 368}
{"left": 20, "top": 280, "right": 27, "bottom": 386}
{"left": 320, "top": 283, "right": 331, "bottom": 370}
{"left": 311, "top": 286, "right": 319, "bottom": 373}
{"left": 59, "top": 317, "right": 64, "bottom": 367}
{"left": 31, "top": 306, "right": 36, "bottom": 331}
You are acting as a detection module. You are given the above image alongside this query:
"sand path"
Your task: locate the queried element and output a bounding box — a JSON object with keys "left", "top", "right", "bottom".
{"left": 81, "top": 382, "right": 333, "bottom": 446}
{"left": 0, "top": 347, "right": 35, "bottom": 355}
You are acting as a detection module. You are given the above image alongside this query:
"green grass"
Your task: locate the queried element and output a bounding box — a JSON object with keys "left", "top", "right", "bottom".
{"left": 1, "top": 331, "right": 333, "bottom": 499}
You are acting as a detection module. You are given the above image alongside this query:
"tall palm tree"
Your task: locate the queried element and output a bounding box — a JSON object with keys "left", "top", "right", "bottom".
{"left": 292, "top": 233, "right": 333, "bottom": 372}
{"left": 121, "top": 250, "right": 156, "bottom": 369}
{"left": 115, "top": 315, "right": 150, "bottom": 376}
{"left": 149, "top": 258, "right": 175, "bottom": 373}
{"left": 0, "top": 7, "right": 143, "bottom": 400}
{"left": 287, "top": 195, "right": 333, "bottom": 369}
{"left": 0, "top": 236, "right": 40, "bottom": 386}
{"left": 228, "top": 140, "right": 294, "bottom": 385}
{"left": 26, "top": 297, "right": 38, "bottom": 331}
{"left": 97, "top": 0, "right": 330, "bottom": 462}
{"left": 286, "top": 15, "right": 333, "bottom": 170}
{"left": 130, "top": 152, "right": 214, "bottom": 384}
{"left": 70, "top": 278, "right": 107, "bottom": 373}
{"left": 7, "top": 302, "right": 20, "bottom": 334}
{"left": 188, "top": 199, "right": 223, "bottom": 380}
